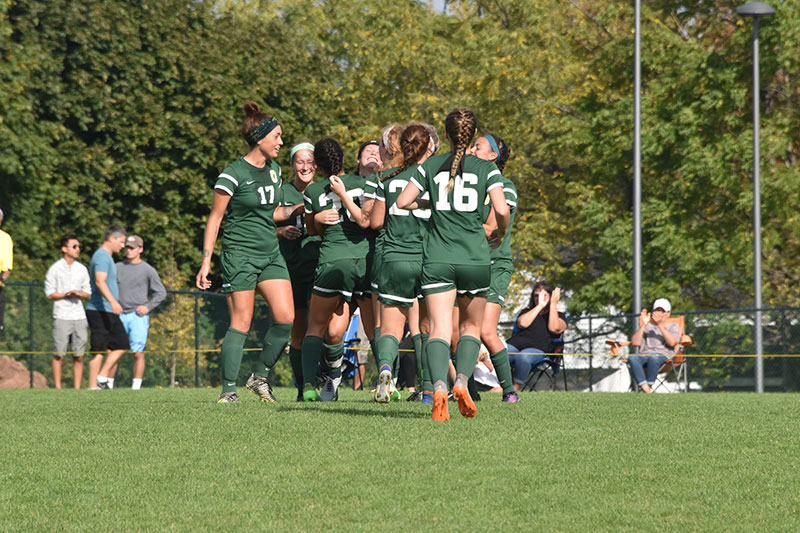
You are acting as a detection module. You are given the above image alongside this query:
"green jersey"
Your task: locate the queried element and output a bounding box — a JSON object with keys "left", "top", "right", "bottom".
{"left": 488, "top": 175, "right": 517, "bottom": 262}
{"left": 277, "top": 180, "right": 321, "bottom": 269}
{"left": 363, "top": 173, "right": 385, "bottom": 262}
{"left": 375, "top": 168, "right": 431, "bottom": 262}
{"left": 303, "top": 174, "right": 369, "bottom": 262}
{"left": 410, "top": 152, "right": 502, "bottom": 265}
{"left": 214, "top": 157, "right": 282, "bottom": 257}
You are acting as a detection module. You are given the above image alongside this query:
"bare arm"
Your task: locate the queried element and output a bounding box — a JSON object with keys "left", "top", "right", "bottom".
{"left": 630, "top": 309, "right": 651, "bottom": 347}
{"left": 547, "top": 287, "right": 567, "bottom": 335}
{"left": 370, "top": 199, "right": 386, "bottom": 230}
{"left": 95, "top": 271, "right": 122, "bottom": 315}
{"left": 488, "top": 186, "right": 509, "bottom": 241}
{"left": 396, "top": 180, "right": 422, "bottom": 210}
{"left": 274, "top": 203, "right": 304, "bottom": 223}
{"left": 517, "top": 296, "right": 549, "bottom": 329}
{"left": 329, "top": 176, "right": 369, "bottom": 229}
{"left": 196, "top": 190, "right": 231, "bottom": 290}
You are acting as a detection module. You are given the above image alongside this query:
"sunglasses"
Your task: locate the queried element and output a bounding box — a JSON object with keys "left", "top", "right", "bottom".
{"left": 71, "top": 244, "right": 81, "bottom": 249}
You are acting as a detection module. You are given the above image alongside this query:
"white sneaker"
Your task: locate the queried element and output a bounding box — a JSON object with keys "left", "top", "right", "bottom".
{"left": 319, "top": 374, "right": 341, "bottom": 402}
{"left": 374, "top": 369, "right": 392, "bottom": 403}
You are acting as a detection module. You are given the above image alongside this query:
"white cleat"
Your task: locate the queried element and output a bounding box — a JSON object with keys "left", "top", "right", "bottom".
{"left": 373, "top": 369, "right": 392, "bottom": 403}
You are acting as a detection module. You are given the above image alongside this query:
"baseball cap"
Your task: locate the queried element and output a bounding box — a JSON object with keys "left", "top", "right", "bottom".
{"left": 126, "top": 235, "right": 144, "bottom": 248}
{"left": 652, "top": 298, "right": 671, "bottom": 312}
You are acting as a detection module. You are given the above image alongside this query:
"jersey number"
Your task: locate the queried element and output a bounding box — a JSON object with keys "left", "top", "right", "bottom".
{"left": 318, "top": 189, "right": 363, "bottom": 223}
{"left": 432, "top": 172, "right": 478, "bottom": 212}
{"left": 257, "top": 186, "right": 275, "bottom": 205}
{"left": 388, "top": 180, "right": 430, "bottom": 219}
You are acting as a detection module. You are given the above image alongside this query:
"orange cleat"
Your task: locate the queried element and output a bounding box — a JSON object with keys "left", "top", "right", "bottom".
{"left": 452, "top": 383, "right": 477, "bottom": 418}
{"left": 431, "top": 390, "right": 450, "bottom": 421}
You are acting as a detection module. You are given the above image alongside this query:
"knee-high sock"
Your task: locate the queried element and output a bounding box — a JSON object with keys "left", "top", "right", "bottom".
{"left": 301, "top": 336, "right": 324, "bottom": 386}
{"left": 454, "top": 335, "right": 481, "bottom": 381}
{"left": 254, "top": 322, "right": 292, "bottom": 377}
{"left": 490, "top": 348, "right": 515, "bottom": 395}
{"left": 221, "top": 328, "right": 247, "bottom": 393}
{"left": 288, "top": 345, "right": 303, "bottom": 389}
{"left": 421, "top": 333, "right": 432, "bottom": 391}
{"left": 371, "top": 326, "right": 380, "bottom": 367}
{"left": 376, "top": 334, "right": 399, "bottom": 371}
{"left": 323, "top": 340, "right": 344, "bottom": 379}
{"left": 412, "top": 333, "right": 423, "bottom": 387}
{"left": 426, "top": 338, "right": 451, "bottom": 387}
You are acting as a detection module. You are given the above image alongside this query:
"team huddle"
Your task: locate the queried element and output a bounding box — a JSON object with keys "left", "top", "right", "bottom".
{"left": 196, "top": 103, "right": 519, "bottom": 420}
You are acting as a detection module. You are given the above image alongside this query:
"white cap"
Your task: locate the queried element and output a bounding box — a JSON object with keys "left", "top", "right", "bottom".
{"left": 652, "top": 298, "right": 671, "bottom": 312}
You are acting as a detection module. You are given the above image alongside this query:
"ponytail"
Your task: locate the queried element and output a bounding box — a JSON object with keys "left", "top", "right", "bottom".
{"left": 444, "top": 108, "right": 477, "bottom": 192}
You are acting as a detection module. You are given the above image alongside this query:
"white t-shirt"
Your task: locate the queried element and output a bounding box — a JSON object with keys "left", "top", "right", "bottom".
{"left": 44, "top": 258, "right": 91, "bottom": 320}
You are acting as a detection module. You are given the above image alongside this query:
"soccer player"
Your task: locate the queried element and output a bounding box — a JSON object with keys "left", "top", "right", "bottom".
{"left": 300, "top": 138, "right": 370, "bottom": 402}
{"left": 196, "top": 101, "right": 302, "bottom": 404}
{"left": 370, "top": 124, "right": 433, "bottom": 403}
{"left": 276, "top": 142, "right": 321, "bottom": 400}
{"left": 471, "top": 133, "right": 520, "bottom": 402}
{"left": 396, "top": 108, "right": 510, "bottom": 420}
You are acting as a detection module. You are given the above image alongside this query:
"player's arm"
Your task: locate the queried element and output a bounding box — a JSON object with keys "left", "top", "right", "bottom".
{"left": 329, "top": 176, "right": 368, "bottom": 229}
{"left": 396, "top": 180, "right": 422, "bottom": 211}
{"left": 370, "top": 197, "right": 386, "bottom": 230}
{"left": 274, "top": 203, "right": 303, "bottom": 223}
{"left": 196, "top": 189, "right": 231, "bottom": 290}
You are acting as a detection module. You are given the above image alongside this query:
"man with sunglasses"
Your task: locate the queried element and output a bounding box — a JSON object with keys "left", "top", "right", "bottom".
{"left": 44, "top": 235, "right": 91, "bottom": 389}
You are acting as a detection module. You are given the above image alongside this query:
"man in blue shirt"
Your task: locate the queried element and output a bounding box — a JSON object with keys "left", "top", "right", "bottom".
{"left": 86, "top": 224, "right": 129, "bottom": 390}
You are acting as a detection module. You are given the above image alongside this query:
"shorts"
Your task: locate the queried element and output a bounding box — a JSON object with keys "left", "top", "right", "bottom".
{"left": 360, "top": 249, "right": 383, "bottom": 298}
{"left": 221, "top": 249, "right": 289, "bottom": 293}
{"left": 312, "top": 258, "right": 367, "bottom": 302}
{"left": 86, "top": 310, "right": 130, "bottom": 353}
{"left": 421, "top": 262, "right": 490, "bottom": 298}
{"left": 53, "top": 318, "right": 88, "bottom": 357}
{"left": 288, "top": 259, "right": 317, "bottom": 310}
{"left": 120, "top": 312, "right": 151, "bottom": 352}
{"left": 378, "top": 260, "right": 423, "bottom": 307}
{"left": 487, "top": 259, "right": 513, "bottom": 305}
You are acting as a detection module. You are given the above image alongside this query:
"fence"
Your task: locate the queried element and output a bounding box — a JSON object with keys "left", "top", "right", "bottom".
{"left": 2, "top": 281, "right": 799, "bottom": 391}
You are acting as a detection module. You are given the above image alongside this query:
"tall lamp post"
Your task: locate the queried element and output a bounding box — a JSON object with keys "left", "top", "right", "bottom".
{"left": 633, "top": 0, "right": 642, "bottom": 318}
{"left": 737, "top": 2, "right": 775, "bottom": 393}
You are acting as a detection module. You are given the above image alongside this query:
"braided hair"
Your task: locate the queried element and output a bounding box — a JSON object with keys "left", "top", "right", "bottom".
{"left": 383, "top": 124, "right": 430, "bottom": 181}
{"left": 484, "top": 133, "right": 510, "bottom": 173}
{"left": 444, "top": 108, "right": 477, "bottom": 192}
{"left": 313, "top": 138, "right": 344, "bottom": 177}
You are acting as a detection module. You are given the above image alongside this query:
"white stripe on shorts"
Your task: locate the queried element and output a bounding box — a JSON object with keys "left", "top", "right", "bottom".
{"left": 421, "top": 282, "right": 453, "bottom": 290}
{"left": 314, "top": 285, "right": 352, "bottom": 298}
{"left": 379, "top": 292, "right": 416, "bottom": 304}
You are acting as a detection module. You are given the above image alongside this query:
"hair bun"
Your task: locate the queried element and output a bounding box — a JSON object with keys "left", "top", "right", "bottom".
{"left": 243, "top": 100, "right": 262, "bottom": 117}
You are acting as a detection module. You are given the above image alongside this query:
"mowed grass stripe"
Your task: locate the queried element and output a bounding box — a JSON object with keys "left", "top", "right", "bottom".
{"left": 1, "top": 389, "right": 798, "bottom": 531}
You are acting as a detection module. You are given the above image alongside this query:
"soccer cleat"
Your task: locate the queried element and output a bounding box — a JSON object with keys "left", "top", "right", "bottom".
{"left": 374, "top": 368, "right": 393, "bottom": 403}
{"left": 406, "top": 390, "right": 421, "bottom": 402}
{"left": 389, "top": 386, "right": 401, "bottom": 402}
{"left": 245, "top": 373, "right": 277, "bottom": 403}
{"left": 217, "top": 391, "right": 240, "bottom": 403}
{"left": 502, "top": 392, "right": 520, "bottom": 403}
{"left": 97, "top": 380, "right": 110, "bottom": 390}
{"left": 319, "top": 374, "right": 341, "bottom": 402}
{"left": 302, "top": 384, "right": 321, "bottom": 402}
{"left": 452, "top": 383, "right": 477, "bottom": 418}
{"left": 431, "top": 390, "right": 450, "bottom": 421}
{"left": 421, "top": 390, "right": 434, "bottom": 404}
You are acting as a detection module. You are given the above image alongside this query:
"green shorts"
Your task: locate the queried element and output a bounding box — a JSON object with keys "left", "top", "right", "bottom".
{"left": 487, "top": 259, "right": 513, "bottom": 305}
{"left": 357, "top": 248, "right": 380, "bottom": 299}
{"left": 221, "top": 249, "right": 289, "bottom": 293}
{"left": 378, "top": 260, "right": 422, "bottom": 307}
{"left": 287, "top": 259, "right": 318, "bottom": 310}
{"left": 312, "top": 258, "right": 367, "bottom": 302}
{"left": 421, "top": 262, "right": 490, "bottom": 298}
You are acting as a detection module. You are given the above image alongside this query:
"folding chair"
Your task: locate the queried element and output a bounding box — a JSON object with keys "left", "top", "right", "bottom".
{"left": 519, "top": 338, "right": 567, "bottom": 391}
{"left": 605, "top": 316, "right": 693, "bottom": 393}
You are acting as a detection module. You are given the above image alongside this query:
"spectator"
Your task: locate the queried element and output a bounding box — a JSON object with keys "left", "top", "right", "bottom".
{"left": 505, "top": 282, "right": 567, "bottom": 391}
{"left": 629, "top": 298, "right": 680, "bottom": 393}
{"left": 0, "top": 208, "right": 12, "bottom": 339}
{"left": 111, "top": 235, "right": 167, "bottom": 390}
{"left": 86, "top": 224, "right": 129, "bottom": 390}
{"left": 45, "top": 235, "right": 91, "bottom": 389}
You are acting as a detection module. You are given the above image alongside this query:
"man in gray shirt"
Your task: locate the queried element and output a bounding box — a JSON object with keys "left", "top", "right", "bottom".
{"left": 112, "top": 235, "right": 167, "bottom": 390}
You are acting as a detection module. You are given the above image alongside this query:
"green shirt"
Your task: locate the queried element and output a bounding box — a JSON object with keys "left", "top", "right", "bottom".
{"left": 410, "top": 152, "right": 502, "bottom": 265}
{"left": 303, "top": 174, "right": 369, "bottom": 263}
{"left": 375, "top": 168, "right": 430, "bottom": 262}
{"left": 363, "top": 173, "right": 385, "bottom": 264}
{"left": 214, "top": 157, "right": 282, "bottom": 257}
{"left": 489, "top": 175, "right": 517, "bottom": 262}
{"left": 277, "top": 180, "right": 321, "bottom": 270}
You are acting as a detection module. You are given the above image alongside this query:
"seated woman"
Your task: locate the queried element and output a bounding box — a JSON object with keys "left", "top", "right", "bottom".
{"left": 505, "top": 282, "right": 567, "bottom": 391}
{"left": 628, "top": 297, "right": 679, "bottom": 393}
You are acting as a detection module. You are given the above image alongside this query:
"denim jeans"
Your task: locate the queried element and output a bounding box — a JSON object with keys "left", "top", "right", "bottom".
{"left": 628, "top": 355, "right": 668, "bottom": 386}
{"left": 506, "top": 343, "right": 547, "bottom": 385}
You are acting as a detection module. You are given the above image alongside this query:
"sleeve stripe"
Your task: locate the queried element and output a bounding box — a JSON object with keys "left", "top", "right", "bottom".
{"left": 302, "top": 194, "right": 312, "bottom": 203}
{"left": 487, "top": 182, "right": 503, "bottom": 192}
{"left": 506, "top": 200, "right": 518, "bottom": 208}
{"left": 218, "top": 173, "right": 238, "bottom": 186}
{"left": 214, "top": 184, "right": 234, "bottom": 196}
{"left": 375, "top": 196, "right": 386, "bottom": 203}
{"left": 304, "top": 207, "right": 313, "bottom": 214}
{"left": 503, "top": 187, "right": 518, "bottom": 198}
{"left": 364, "top": 192, "right": 376, "bottom": 199}
{"left": 365, "top": 180, "right": 377, "bottom": 188}
{"left": 487, "top": 169, "right": 501, "bottom": 179}
{"left": 417, "top": 165, "right": 426, "bottom": 177}
{"left": 409, "top": 176, "right": 424, "bottom": 191}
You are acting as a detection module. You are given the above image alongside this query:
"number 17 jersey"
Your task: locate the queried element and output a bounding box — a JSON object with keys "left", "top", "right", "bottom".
{"left": 410, "top": 152, "right": 503, "bottom": 265}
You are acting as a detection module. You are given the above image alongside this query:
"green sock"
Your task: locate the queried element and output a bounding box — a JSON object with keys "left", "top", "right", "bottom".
{"left": 254, "top": 322, "right": 292, "bottom": 377}
{"left": 221, "top": 328, "right": 247, "bottom": 393}
{"left": 426, "top": 338, "right": 451, "bottom": 386}
{"left": 288, "top": 345, "right": 303, "bottom": 390}
{"left": 323, "top": 340, "right": 345, "bottom": 379}
{"left": 301, "top": 336, "right": 324, "bottom": 386}
{"left": 412, "top": 333, "right": 423, "bottom": 385}
{"left": 490, "top": 348, "right": 515, "bottom": 395}
{"left": 376, "top": 334, "right": 399, "bottom": 370}
{"left": 421, "top": 333, "right": 432, "bottom": 391}
{"left": 454, "top": 335, "right": 481, "bottom": 379}
{"left": 370, "top": 326, "right": 380, "bottom": 367}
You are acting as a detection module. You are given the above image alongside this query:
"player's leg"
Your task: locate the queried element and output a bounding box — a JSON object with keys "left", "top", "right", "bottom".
{"left": 481, "top": 302, "right": 516, "bottom": 400}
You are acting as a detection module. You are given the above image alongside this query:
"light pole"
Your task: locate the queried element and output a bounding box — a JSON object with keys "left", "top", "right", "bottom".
{"left": 633, "top": 0, "right": 642, "bottom": 318}
{"left": 737, "top": 2, "right": 775, "bottom": 393}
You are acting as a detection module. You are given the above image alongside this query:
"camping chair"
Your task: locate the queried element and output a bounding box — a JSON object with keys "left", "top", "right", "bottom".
{"left": 519, "top": 338, "right": 567, "bottom": 391}
{"left": 605, "top": 315, "right": 693, "bottom": 393}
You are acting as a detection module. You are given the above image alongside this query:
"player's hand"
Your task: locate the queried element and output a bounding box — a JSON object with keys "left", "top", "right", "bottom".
{"left": 487, "top": 229, "right": 501, "bottom": 248}
{"left": 136, "top": 305, "right": 149, "bottom": 316}
{"left": 315, "top": 208, "right": 340, "bottom": 226}
{"left": 196, "top": 264, "right": 212, "bottom": 290}
{"left": 111, "top": 301, "right": 123, "bottom": 315}
{"left": 329, "top": 176, "right": 346, "bottom": 197}
{"left": 281, "top": 226, "right": 302, "bottom": 240}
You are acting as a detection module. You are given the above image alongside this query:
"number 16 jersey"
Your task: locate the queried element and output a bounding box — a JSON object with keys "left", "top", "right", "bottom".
{"left": 409, "top": 152, "right": 503, "bottom": 265}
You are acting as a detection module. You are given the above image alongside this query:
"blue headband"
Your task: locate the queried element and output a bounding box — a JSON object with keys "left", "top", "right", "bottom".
{"left": 290, "top": 142, "right": 315, "bottom": 160}
{"left": 246, "top": 117, "right": 280, "bottom": 146}
{"left": 484, "top": 135, "right": 501, "bottom": 163}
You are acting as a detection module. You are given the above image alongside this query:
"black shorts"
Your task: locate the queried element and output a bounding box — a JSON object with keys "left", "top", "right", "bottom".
{"left": 86, "top": 310, "right": 130, "bottom": 353}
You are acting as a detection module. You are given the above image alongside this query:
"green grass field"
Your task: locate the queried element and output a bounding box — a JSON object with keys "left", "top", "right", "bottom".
{"left": 2, "top": 388, "right": 799, "bottom": 531}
